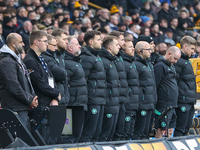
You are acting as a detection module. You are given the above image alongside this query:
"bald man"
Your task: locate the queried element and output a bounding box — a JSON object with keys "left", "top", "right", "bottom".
{"left": 132, "top": 41, "right": 156, "bottom": 140}
{"left": 0, "top": 33, "right": 38, "bottom": 125}
{"left": 154, "top": 46, "right": 181, "bottom": 138}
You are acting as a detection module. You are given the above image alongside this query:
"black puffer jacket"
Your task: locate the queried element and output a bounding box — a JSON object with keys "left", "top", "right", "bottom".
{"left": 122, "top": 52, "right": 139, "bottom": 111}
{"left": 42, "top": 49, "right": 69, "bottom": 105}
{"left": 99, "top": 47, "right": 119, "bottom": 114}
{"left": 80, "top": 46, "right": 106, "bottom": 105}
{"left": 174, "top": 52, "right": 196, "bottom": 104}
{"left": 115, "top": 51, "right": 129, "bottom": 104}
{"left": 154, "top": 56, "right": 179, "bottom": 108}
{"left": 134, "top": 54, "right": 156, "bottom": 110}
{"left": 64, "top": 51, "right": 88, "bottom": 109}
{"left": 0, "top": 45, "right": 35, "bottom": 112}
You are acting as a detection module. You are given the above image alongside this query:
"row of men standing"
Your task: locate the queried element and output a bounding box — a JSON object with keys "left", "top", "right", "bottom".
{"left": 0, "top": 29, "right": 196, "bottom": 144}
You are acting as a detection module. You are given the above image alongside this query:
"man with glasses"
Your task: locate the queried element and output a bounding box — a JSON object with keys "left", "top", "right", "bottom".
{"left": 24, "top": 30, "right": 60, "bottom": 144}
{"left": 41, "top": 34, "right": 68, "bottom": 105}
{"left": 132, "top": 41, "right": 156, "bottom": 140}
{"left": 154, "top": 46, "right": 181, "bottom": 138}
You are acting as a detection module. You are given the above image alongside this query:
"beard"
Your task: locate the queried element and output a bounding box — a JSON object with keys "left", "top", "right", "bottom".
{"left": 57, "top": 45, "right": 66, "bottom": 52}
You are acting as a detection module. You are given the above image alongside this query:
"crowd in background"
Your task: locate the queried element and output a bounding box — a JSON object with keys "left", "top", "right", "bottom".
{"left": 0, "top": 0, "right": 199, "bottom": 146}
{"left": 1, "top": 0, "right": 200, "bottom": 56}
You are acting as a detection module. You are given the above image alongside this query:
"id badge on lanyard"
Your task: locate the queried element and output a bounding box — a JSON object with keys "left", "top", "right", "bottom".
{"left": 48, "top": 76, "right": 54, "bottom": 88}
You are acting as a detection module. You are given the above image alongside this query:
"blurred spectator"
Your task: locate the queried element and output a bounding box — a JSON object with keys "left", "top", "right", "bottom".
{"left": 80, "top": 0, "right": 89, "bottom": 11}
{"left": 41, "top": 0, "right": 52, "bottom": 13}
{"left": 140, "top": 16, "right": 152, "bottom": 28}
{"left": 0, "top": 2, "right": 7, "bottom": 12}
{"left": 3, "top": 16, "right": 14, "bottom": 39}
{"left": 82, "top": 17, "right": 92, "bottom": 28}
{"left": 61, "top": 0, "right": 71, "bottom": 12}
{"left": 140, "top": 27, "right": 150, "bottom": 36}
{"left": 140, "top": 2, "right": 156, "bottom": 20}
{"left": 7, "top": 0, "right": 15, "bottom": 8}
{"left": 169, "top": 0, "right": 179, "bottom": 18}
{"left": 127, "top": 23, "right": 139, "bottom": 39}
{"left": 0, "top": 22, "right": 5, "bottom": 48}
{"left": 150, "top": 23, "right": 165, "bottom": 45}
{"left": 32, "top": 0, "right": 41, "bottom": 9}
{"left": 71, "top": 9, "right": 80, "bottom": 21}
{"left": 28, "top": 11, "right": 37, "bottom": 21}
{"left": 102, "top": 23, "right": 111, "bottom": 34}
{"left": 169, "top": 17, "right": 179, "bottom": 42}
{"left": 109, "top": 15, "right": 118, "bottom": 31}
{"left": 21, "top": 0, "right": 32, "bottom": 7}
{"left": 97, "top": 8, "right": 110, "bottom": 26}
{"left": 49, "top": 0, "right": 62, "bottom": 13}
{"left": 92, "top": 19, "right": 101, "bottom": 30}
{"left": 129, "top": 9, "right": 141, "bottom": 24}
{"left": 17, "top": 20, "right": 32, "bottom": 51}
{"left": 40, "top": 13, "right": 52, "bottom": 27}
{"left": 123, "top": 16, "right": 132, "bottom": 30}
{"left": 117, "top": 22, "right": 126, "bottom": 32}
{"left": 158, "top": 2, "right": 171, "bottom": 23}
{"left": 159, "top": 18, "right": 168, "bottom": 34}
{"left": 17, "top": 7, "right": 29, "bottom": 28}
{"left": 164, "top": 28, "right": 175, "bottom": 45}
{"left": 69, "top": 19, "right": 82, "bottom": 35}
{"left": 61, "top": 22, "right": 70, "bottom": 35}
{"left": 77, "top": 32, "right": 85, "bottom": 46}
{"left": 98, "top": 27, "right": 108, "bottom": 40}
{"left": 150, "top": 0, "right": 161, "bottom": 16}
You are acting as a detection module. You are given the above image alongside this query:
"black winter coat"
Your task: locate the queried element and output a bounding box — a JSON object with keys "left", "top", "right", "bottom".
{"left": 42, "top": 49, "right": 69, "bottom": 105}
{"left": 99, "top": 47, "right": 119, "bottom": 114}
{"left": 115, "top": 51, "right": 129, "bottom": 104}
{"left": 154, "top": 56, "right": 179, "bottom": 108}
{"left": 80, "top": 46, "right": 106, "bottom": 105}
{"left": 122, "top": 52, "right": 139, "bottom": 111}
{"left": 135, "top": 54, "right": 156, "bottom": 110}
{"left": 0, "top": 52, "right": 35, "bottom": 112}
{"left": 174, "top": 52, "right": 196, "bottom": 104}
{"left": 64, "top": 51, "right": 88, "bottom": 109}
{"left": 23, "top": 49, "right": 59, "bottom": 106}
{"left": 17, "top": 27, "right": 30, "bottom": 50}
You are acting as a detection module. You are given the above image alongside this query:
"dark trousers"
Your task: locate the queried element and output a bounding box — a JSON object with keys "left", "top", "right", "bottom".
{"left": 92, "top": 105, "right": 104, "bottom": 142}
{"left": 124, "top": 110, "right": 137, "bottom": 140}
{"left": 132, "top": 109, "right": 152, "bottom": 140}
{"left": 145, "top": 109, "right": 154, "bottom": 139}
{"left": 17, "top": 110, "right": 29, "bottom": 127}
{"left": 99, "top": 112, "right": 119, "bottom": 141}
{"left": 113, "top": 103, "right": 126, "bottom": 141}
{"left": 80, "top": 105, "right": 104, "bottom": 142}
{"left": 174, "top": 103, "right": 194, "bottom": 137}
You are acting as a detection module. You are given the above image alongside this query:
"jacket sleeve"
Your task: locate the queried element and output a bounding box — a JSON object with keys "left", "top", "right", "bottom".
{"left": 80, "top": 55, "right": 93, "bottom": 79}
{"left": 154, "top": 63, "right": 165, "bottom": 87}
{"left": 0, "top": 59, "right": 33, "bottom": 106}
{"left": 24, "top": 59, "right": 59, "bottom": 98}
{"left": 174, "top": 61, "right": 182, "bottom": 80}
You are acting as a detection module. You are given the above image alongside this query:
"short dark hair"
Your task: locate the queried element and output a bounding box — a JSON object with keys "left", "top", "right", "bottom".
{"left": 161, "top": 1, "right": 168, "bottom": 6}
{"left": 30, "top": 30, "right": 47, "bottom": 45}
{"left": 84, "top": 30, "right": 101, "bottom": 45}
{"left": 109, "top": 31, "right": 124, "bottom": 38}
{"left": 52, "top": 28, "right": 67, "bottom": 37}
{"left": 102, "top": 35, "right": 117, "bottom": 49}
{"left": 98, "top": 28, "right": 108, "bottom": 34}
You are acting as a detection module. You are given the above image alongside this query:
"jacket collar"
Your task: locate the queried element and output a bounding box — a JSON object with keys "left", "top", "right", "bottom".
{"left": 98, "top": 47, "right": 116, "bottom": 61}
{"left": 65, "top": 51, "right": 81, "bottom": 61}
{"left": 181, "top": 51, "right": 189, "bottom": 60}
{"left": 85, "top": 45, "right": 98, "bottom": 56}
